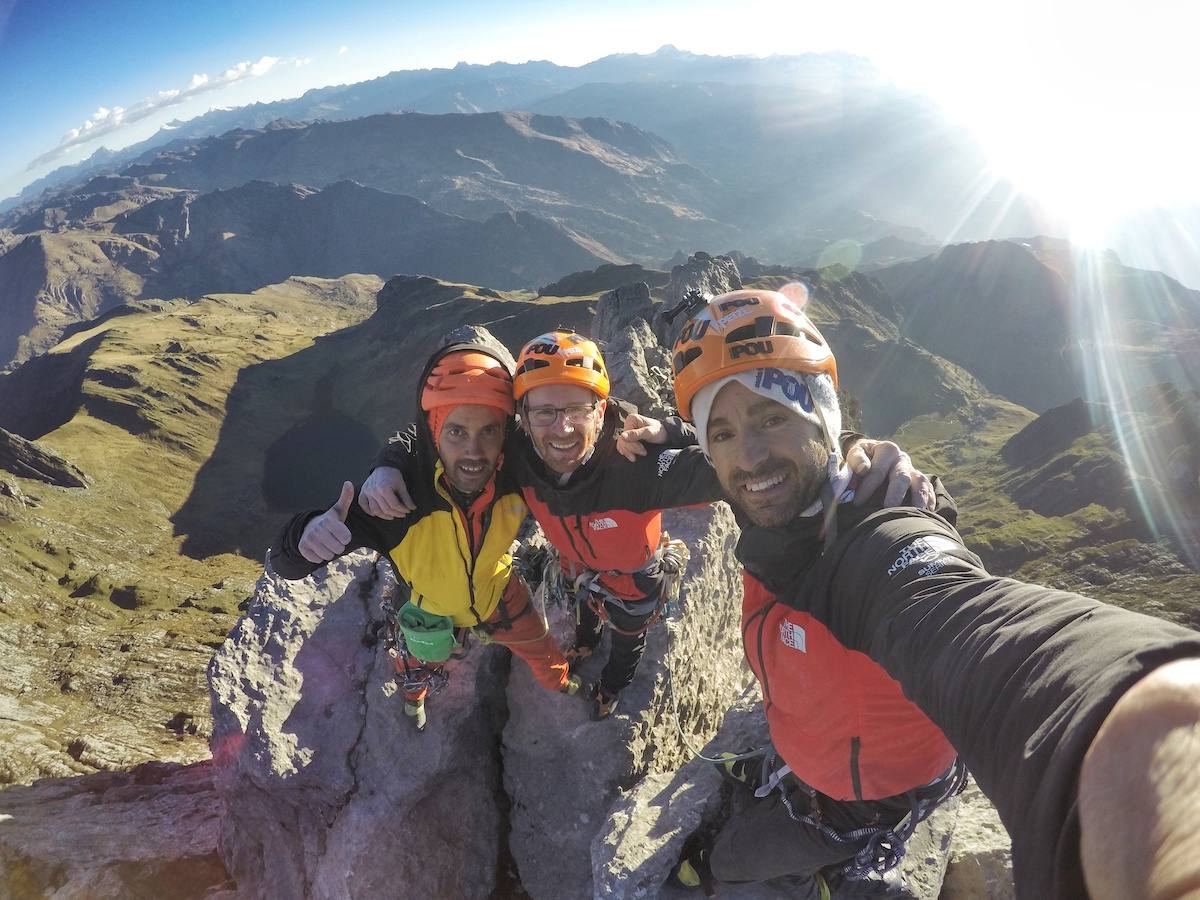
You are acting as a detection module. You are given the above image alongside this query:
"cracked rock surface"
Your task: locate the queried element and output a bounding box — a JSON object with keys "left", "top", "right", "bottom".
{"left": 0, "top": 760, "right": 231, "bottom": 899}
{"left": 208, "top": 551, "right": 508, "bottom": 899}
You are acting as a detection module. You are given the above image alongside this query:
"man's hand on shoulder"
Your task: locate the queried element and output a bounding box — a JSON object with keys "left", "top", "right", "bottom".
{"left": 846, "top": 439, "right": 936, "bottom": 511}
{"left": 299, "top": 482, "right": 354, "bottom": 564}
{"left": 359, "top": 466, "right": 415, "bottom": 519}
{"left": 616, "top": 412, "right": 668, "bottom": 462}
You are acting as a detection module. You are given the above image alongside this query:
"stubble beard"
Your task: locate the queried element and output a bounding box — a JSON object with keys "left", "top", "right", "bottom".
{"left": 727, "top": 448, "right": 827, "bottom": 528}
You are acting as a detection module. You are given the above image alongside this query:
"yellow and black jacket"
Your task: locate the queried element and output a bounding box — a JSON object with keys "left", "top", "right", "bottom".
{"left": 271, "top": 328, "right": 528, "bottom": 627}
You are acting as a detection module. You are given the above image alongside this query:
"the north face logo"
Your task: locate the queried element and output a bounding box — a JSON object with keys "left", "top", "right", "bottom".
{"left": 887, "top": 535, "right": 959, "bottom": 577}
{"left": 590, "top": 517, "right": 618, "bottom": 531}
{"left": 657, "top": 449, "right": 681, "bottom": 478}
{"left": 779, "top": 620, "right": 806, "bottom": 652}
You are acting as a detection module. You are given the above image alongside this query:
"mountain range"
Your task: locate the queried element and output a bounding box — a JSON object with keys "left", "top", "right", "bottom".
{"left": 1, "top": 42, "right": 1197, "bottom": 860}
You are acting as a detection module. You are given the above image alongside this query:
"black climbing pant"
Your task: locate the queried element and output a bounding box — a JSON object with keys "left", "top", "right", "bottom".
{"left": 575, "top": 597, "right": 655, "bottom": 696}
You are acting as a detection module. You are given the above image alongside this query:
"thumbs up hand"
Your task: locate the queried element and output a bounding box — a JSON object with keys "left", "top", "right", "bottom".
{"left": 299, "top": 481, "right": 355, "bottom": 564}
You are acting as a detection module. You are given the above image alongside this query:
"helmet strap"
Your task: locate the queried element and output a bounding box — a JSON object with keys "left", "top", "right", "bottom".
{"left": 805, "top": 373, "right": 843, "bottom": 554}
{"left": 819, "top": 453, "right": 842, "bottom": 553}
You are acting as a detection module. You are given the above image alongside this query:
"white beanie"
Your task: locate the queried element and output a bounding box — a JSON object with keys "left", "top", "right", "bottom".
{"left": 691, "top": 368, "right": 842, "bottom": 460}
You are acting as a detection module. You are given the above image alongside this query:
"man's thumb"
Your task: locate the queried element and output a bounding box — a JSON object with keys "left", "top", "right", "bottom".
{"left": 623, "top": 412, "right": 648, "bottom": 430}
{"left": 333, "top": 481, "right": 354, "bottom": 521}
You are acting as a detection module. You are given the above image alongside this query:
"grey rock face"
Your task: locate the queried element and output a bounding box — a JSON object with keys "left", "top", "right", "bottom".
{"left": 0, "top": 426, "right": 87, "bottom": 487}
{"left": 941, "top": 783, "right": 1014, "bottom": 899}
{"left": 599, "top": 699, "right": 962, "bottom": 900}
{"left": 501, "top": 501, "right": 744, "bottom": 900}
{"left": 603, "top": 319, "right": 675, "bottom": 417}
{"left": 593, "top": 281, "right": 657, "bottom": 342}
{"left": 592, "top": 281, "right": 679, "bottom": 416}
{"left": 0, "top": 760, "right": 230, "bottom": 899}
{"left": 208, "top": 552, "right": 508, "bottom": 899}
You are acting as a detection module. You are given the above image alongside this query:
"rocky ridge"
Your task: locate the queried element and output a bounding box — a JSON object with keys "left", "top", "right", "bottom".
{"left": 0, "top": 427, "right": 87, "bottom": 488}
{"left": 0, "top": 167, "right": 615, "bottom": 370}
{"left": 15, "top": 253, "right": 1200, "bottom": 897}
{"left": 872, "top": 238, "right": 1200, "bottom": 413}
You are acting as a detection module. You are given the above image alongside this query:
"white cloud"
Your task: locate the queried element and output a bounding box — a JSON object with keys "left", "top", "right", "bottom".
{"left": 29, "top": 55, "right": 282, "bottom": 168}
{"left": 338, "top": 45, "right": 349, "bottom": 55}
{"left": 293, "top": 56, "right": 313, "bottom": 67}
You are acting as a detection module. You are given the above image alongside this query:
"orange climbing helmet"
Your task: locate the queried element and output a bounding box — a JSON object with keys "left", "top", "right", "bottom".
{"left": 513, "top": 331, "right": 610, "bottom": 401}
{"left": 671, "top": 288, "right": 838, "bottom": 421}
{"left": 420, "top": 351, "right": 515, "bottom": 414}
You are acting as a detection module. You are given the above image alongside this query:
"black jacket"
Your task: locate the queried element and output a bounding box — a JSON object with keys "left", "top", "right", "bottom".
{"left": 741, "top": 483, "right": 1200, "bottom": 897}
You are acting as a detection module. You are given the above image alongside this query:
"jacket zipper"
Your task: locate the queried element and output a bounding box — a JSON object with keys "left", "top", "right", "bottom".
{"left": 743, "top": 604, "right": 773, "bottom": 706}
{"left": 453, "top": 496, "right": 482, "bottom": 625}
{"left": 849, "top": 736, "right": 863, "bottom": 801}
{"left": 576, "top": 513, "right": 599, "bottom": 562}
{"left": 559, "top": 513, "right": 589, "bottom": 568}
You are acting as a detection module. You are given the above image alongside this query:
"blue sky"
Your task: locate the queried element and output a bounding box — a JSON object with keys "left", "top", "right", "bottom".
{"left": 2, "top": 0, "right": 1198, "bottom": 233}
{"left": 2, "top": 0, "right": 779, "bottom": 197}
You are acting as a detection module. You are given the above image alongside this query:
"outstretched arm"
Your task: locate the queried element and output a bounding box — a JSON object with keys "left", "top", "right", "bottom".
{"left": 816, "top": 508, "right": 1200, "bottom": 897}
{"left": 271, "top": 481, "right": 387, "bottom": 579}
{"left": 1079, "top": 657, "right": 1200, "bottom": 900}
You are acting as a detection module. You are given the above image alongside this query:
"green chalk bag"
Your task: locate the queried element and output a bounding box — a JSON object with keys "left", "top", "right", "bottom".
{"left": 397, "top": 601, "right": 456, "bottom": 663}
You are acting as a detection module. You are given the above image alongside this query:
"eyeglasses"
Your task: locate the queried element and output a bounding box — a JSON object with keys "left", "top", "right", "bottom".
{"left": 523, "top": 402, "right": 598, "bottom": 427}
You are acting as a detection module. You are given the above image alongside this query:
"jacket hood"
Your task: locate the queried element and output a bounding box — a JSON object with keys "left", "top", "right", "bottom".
{"left": 414, "top": 324, "right": 517, "bottom": 456}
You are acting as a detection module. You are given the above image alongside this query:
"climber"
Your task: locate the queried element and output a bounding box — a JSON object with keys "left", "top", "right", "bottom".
{"left": 270, "top": 327, "right": 580, "bottom": 732}
{"left": 363, "top": 327, "right": 935, "bottom": 722}
{"left": 653, "top": 287, "right": 1200, "bottom": 898}
{"left": 363, "top": 330, "right": 726, "bottom": 720}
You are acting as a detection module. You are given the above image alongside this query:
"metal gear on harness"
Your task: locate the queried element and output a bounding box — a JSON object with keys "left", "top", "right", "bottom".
{"left": 380, "top": 595, "right": 458, "bottom": 702}
{"left": 471, "top": 535, "right": 555, "bottom": 648}
{"left": 534, "top": 533, "right": 692, "bottom": 636}
{"left": 747, "top": 747, "right": 969, "bottom": 879}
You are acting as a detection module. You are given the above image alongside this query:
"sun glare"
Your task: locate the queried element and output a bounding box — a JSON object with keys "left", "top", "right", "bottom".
{"left": 855, "top": 0, "right": 1200, "bottom": 247}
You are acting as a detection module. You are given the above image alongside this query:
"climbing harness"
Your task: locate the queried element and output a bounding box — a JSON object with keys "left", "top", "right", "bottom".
{"left": 539, "top": 533, "right": 691, "bottom": 636}
{"left": 380, "top": 594, "right": 461, "bottom": 700}
{"left": 750, "top": 749, "right": 969, "bottom": 878}
{"left": 472, "top": 537, "right": 555, "bottom": 648}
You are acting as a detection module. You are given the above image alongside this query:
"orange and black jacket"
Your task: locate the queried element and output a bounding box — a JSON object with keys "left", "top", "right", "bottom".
{"left": 271, "top": 332, "right": 528, "bottom": 627}
{"left": 737, "top": 477, "right": 957, "bottom": 803}
{"left": 738, "top": 477, "right": 1200, "bottom": 898}
{"left": 377, "top": 400, "right": 724, "bottom": 605}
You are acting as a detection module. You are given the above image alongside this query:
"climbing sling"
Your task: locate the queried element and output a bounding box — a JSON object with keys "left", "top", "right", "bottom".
{"left": 749, "top": 747, "right": 969, "bottom": 878}
{"left": 535, "top": 533, "right": 691, "bottom": 636}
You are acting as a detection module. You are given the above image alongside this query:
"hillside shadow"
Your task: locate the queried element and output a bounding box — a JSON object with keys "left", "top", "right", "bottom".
{"left": 171, "top": 281, "right": 597, "bottom": 563}
{"left": 171, "top": 331, "right": 393, "bottom": 561}
{"left": 260, "top": 371, "right": 378, "bottom": 512}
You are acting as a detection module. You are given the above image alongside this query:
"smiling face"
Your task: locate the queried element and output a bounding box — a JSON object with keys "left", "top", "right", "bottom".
{"left": 522, "top": 383, "right": 605, "bottom": 476}
{"left": 705, "top": 380, "right": 828, "bottom": 527}
{"left": 436, "top": 403, "right": 507, "bottom": 494}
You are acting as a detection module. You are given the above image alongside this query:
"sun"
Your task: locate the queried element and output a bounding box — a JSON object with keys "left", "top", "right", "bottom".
{"left": 857, "top": 0, "right": 1200, "bottom": 248}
